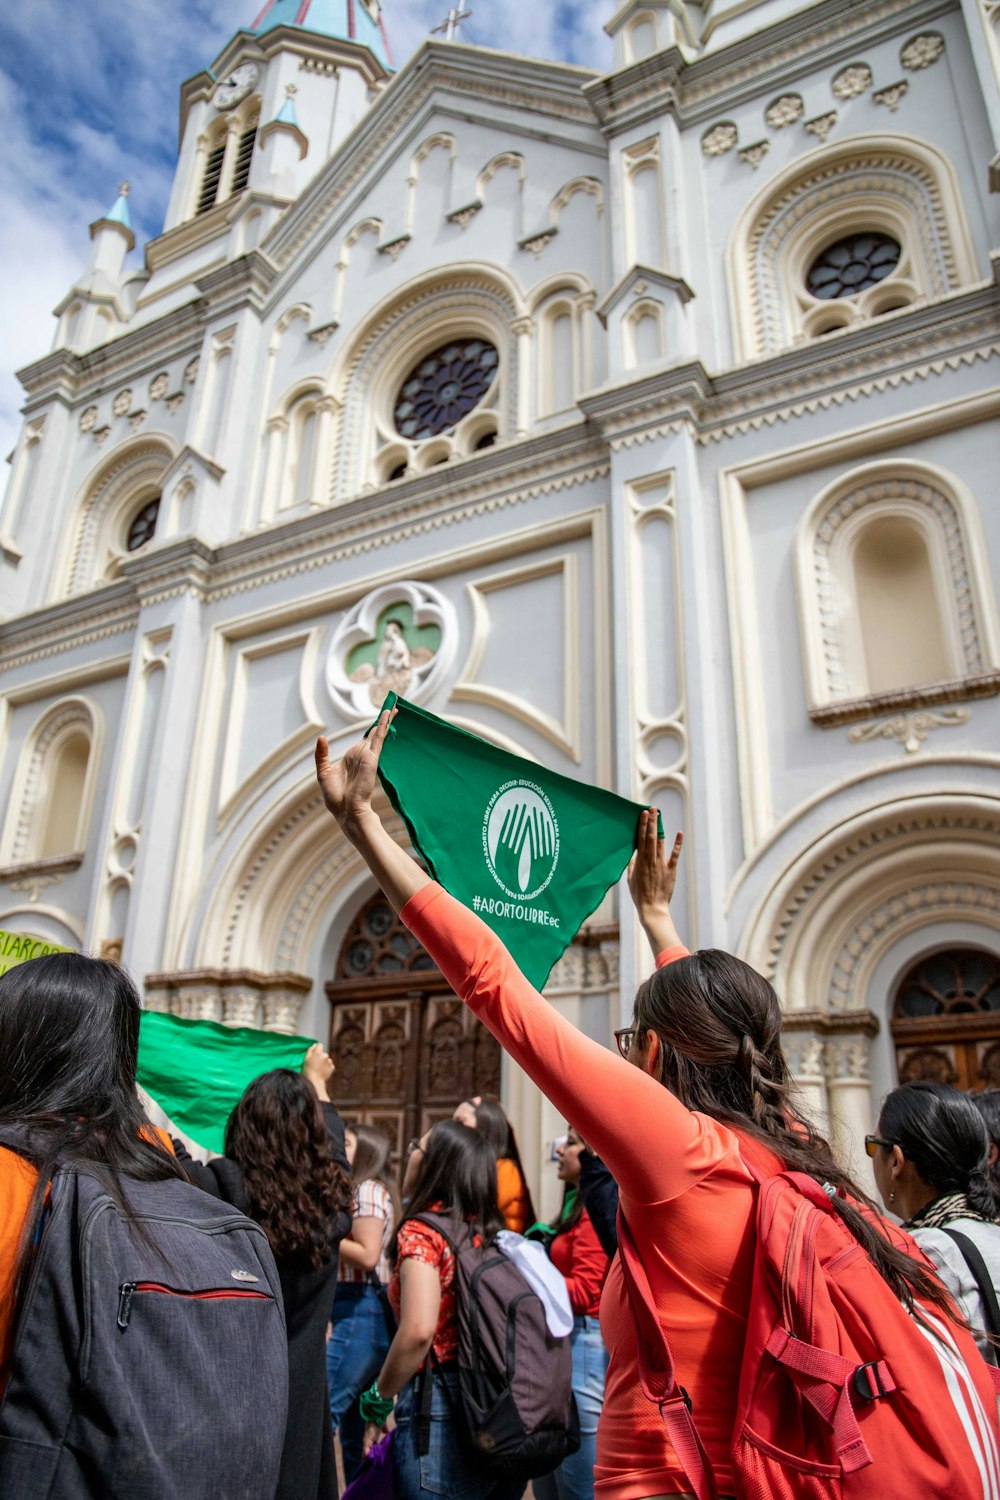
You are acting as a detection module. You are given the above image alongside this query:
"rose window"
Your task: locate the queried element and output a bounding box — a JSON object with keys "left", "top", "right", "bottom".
{"left": 394, "top": 339, "right": 498, "bottom": 440}
{"left": 806, "top": 233, "right": 901, "bottom": 300}
{"left": 126, "top": 497, "right": 160, "bottom": 552}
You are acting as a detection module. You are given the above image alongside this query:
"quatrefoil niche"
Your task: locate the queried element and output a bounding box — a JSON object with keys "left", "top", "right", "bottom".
{"left": 326, "top": 581, "right": 458, "bottom": 719}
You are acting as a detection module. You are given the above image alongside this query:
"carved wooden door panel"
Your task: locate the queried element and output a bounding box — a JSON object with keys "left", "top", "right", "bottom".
{"left": 891, "top": 947, "right": 1000, "bottom": 1092}
{"left": 326, "top": 893, "right": 501, "bottom": 1170}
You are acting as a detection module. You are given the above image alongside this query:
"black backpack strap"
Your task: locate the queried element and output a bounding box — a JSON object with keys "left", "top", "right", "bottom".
{"left": 367, "top": 1268, "right": 398, "bottom": 1342}
{"left": 941, "top": 1227, "right": 1000, "bottom": 1342}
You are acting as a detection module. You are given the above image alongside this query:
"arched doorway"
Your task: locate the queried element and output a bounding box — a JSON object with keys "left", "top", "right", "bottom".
{"left": 891, "top": 946, "right": 1000, "bottom": 1090}
{"left": 326, "top": 891, "right": 502, "bottom": 1165}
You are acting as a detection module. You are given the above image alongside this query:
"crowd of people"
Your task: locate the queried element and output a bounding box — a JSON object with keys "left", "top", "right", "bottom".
{"left": 1, "top": 707, "right": 1000, "bottom": 1499}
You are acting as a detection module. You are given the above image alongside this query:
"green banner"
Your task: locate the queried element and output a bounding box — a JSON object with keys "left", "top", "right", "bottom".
{"left": 373, "top": 693, "right": 656, "bottom": 989}
{"left": 137, "top": 1010, "right": 317, "bottom": 1154}
{"left": 0, "top": 929, "right": 72, "bottom": 977}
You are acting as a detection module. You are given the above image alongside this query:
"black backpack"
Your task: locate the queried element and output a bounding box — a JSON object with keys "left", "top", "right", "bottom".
{"left": 412, "top": 1211, "right": 580, "bottom": 1480}
{"left": 0, "top": 1165, "right": 289, "bottom": 1500}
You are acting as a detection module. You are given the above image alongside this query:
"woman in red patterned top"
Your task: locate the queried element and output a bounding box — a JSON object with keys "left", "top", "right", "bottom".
{"left": 361, "top": 1119, "right": 525, "bottom": 1500}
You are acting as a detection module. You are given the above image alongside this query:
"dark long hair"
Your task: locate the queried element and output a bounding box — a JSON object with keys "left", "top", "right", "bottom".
{"left": 466, "top": 1095, "right": 536, "bottom": 1225}
{"left": 0, "top": 953, "right": 186, "bottom": 1295}
{"left": 970, "top": 1089, "right": 1000, "bottom": 1218}
{"left": 225, "top": 1070, "right": 351, "bottom": 1268}
{"left": 350, "top": 1122, "right": 400, "bottom": 1227}
{"left": 634, "top": 948, "right": 962, "bottom": 1321}
{"left": 879, "top": 1082, "right": 995, "bottom": 1219}
{"left": 392, "top": 1120, "right": 503, "bottom": 1263}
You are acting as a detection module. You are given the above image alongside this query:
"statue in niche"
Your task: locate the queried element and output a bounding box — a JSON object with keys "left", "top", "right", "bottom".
{"left": 348, "top": 606, "right": 437, "bottom": 707}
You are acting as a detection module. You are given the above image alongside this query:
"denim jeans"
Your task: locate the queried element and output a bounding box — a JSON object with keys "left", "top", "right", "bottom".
{"left": 393, "top": 1366, "right": 526, "bottom": 1500}
{"left": 327, "top": 1282, "right": 392, "bottom": 1480}
{"left": 533, "top": 1315, "right": 608, "bottom": 1500}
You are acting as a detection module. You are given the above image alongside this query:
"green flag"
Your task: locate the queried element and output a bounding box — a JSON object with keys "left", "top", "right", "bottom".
{"left": 136, "top": 1011, "right": 317, "bottom": 1154}
{"left": 0, "top": 929, "right": 72, "bottom": 977}
{"left": 373, "top": 693, "right": 655, "bottom": 988}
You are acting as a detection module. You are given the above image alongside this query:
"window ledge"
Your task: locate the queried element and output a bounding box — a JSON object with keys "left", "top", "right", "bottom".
{"left": 0, "top": 852, "right": 85, "bottom": 883}
{"left": 809, "top": 671, "right": 1000, "bottom": 727}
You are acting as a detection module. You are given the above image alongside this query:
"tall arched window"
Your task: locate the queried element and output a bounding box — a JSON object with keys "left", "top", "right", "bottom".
{"left": 796, "top": 464, "right": 1000, "bottom": 720}
{"left": 626, "top": 303, "right": 663, "bottom": 368}
{"left": 289, "top": 399, "right": 319, "bottom": 507}
{"left": 852, "top": 516, "right": 951, "bottom": 694}
{"left": 195, "top": 103, "right": 259, "bottom": 217}
{"left": 625, "top": 143, "right": 664, "bottom": 267}
{"left": 892, "top": 947, "right": 1000, "bottom": 1091}
{"left": 0, "top": 699, "right": 102, "bottom": 867}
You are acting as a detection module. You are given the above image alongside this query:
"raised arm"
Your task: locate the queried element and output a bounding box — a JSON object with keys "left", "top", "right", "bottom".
{"left": 316, "top": 721, "right": 731, "bottom": 1205}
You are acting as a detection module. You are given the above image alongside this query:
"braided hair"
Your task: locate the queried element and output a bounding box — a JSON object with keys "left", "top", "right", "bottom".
{"left": 633, "top": 948, "right": 963, "bottom": 1322}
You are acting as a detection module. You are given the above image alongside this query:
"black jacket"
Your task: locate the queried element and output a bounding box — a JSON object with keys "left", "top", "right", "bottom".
{"left": 175, "top": 1102, "right": 351, "bottom": 1500}
{"left": 579, "top": 1150, "right": 619, "bottom": 1260}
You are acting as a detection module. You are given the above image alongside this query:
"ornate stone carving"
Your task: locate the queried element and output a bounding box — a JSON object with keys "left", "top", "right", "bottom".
{"left": 79, "top": 405, "right": 98, "bottom": 432}
{"left": 112, "top": 389, "right": 133, "bottom": 417}
{"left": 804, "top": 112, "right": 837, "bottom": 142}
{"left": 701, "top": 122, "right": 737, "bottom": 157}
{"left": 847, "top": 707, "right": 971, "bottom": 753}
{"left": 873, "top": 81, "right": 909, "bottom": 111}
{"left": 825, "top": 1037, "right": 872, "bottom": 1082}
{"left": 149, "top": 372, "right": 169, "bottom": 401}
{"left": 93, "top": 426, "right": 111, "bottom": 446}
{"left": 765, "top": 94, "right": 804, "bottom": 129}
{"left": 144, "top": 968, "right": 311, "bottom": 1033}
{"left": 128, "top": 410, "right": 148, "bottom": 431}
{"left": 518, "top": 229, "right": 558, "bottom": 258}
{"left": 326, "top": 579, "right": 457, "bottom": 719}
{"left": 183, "top": 356, "right": 200, "bottom": 385}
{"left": 739, "top": 141, "right": 770, "bottom": 170}
{"left": 165, "top": 393, "right": 184, "bottom": 413}
{"left": 378, "top": 233, "right": 411, "bottom": 261}
{"left": 831, "top": 63, "right": 872, "bottom": 100}
{"left": 446, "top": 201, "right": 482, "bottom": 229}
{"left": 901, "top": 32, "right": 945, "bottom": 69}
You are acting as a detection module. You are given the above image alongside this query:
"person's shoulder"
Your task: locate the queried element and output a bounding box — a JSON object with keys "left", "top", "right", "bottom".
{"left": 397, "top": 1212, "right": 451, "bottom": 1265}
{"left": 0, "top": 1145, "right": 38, "bottom": 1195}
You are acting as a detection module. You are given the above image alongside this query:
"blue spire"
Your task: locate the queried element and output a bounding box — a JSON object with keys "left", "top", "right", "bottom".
{"left": 105, "top": 182, "right": 132, "bottom": 231}
{"left": 249, "top": 0, "right": 392, "bottom": 70}
{"left": 275, "top": 93, "right": 300, "bottom": 127}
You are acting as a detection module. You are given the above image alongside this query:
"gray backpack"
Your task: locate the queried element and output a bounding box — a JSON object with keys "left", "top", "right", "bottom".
{"left": 0, "top": 1166, "right": 288, "bottom": 1500}
{"left": 412, "top": 1211, "right": 579, "bottom": 1479}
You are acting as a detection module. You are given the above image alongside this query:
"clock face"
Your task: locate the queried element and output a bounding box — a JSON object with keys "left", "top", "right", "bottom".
{"left": 214, "top": 62, "right": 259, "bottom": 110}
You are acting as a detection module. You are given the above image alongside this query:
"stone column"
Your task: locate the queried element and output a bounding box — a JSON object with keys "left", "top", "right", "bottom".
{"left": 825, "top": 1034, "right": 875, "bottom": 1189}
{"left": 217, "top": 117, "right": 244, "bottom": 203}
{"left": 310, "top": 395, "right": 341, "bottom": 508}
{"left": 510, "top": 316, "right": 534, "bottom": 437}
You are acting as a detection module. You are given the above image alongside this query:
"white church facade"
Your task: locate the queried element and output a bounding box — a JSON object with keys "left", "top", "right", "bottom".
{"left": 1, "top": 0, "right": 999, "bottom": 1206}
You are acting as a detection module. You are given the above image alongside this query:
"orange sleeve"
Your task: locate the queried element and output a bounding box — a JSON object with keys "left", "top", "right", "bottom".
{"left": 402, "top": 883, "right": 736, "bottom": 1205}
{"left": 496, "top": 1157, "right": 530, "bottom": 1234}
{"left": 0, "top": 1147, "right": 39, "bottom": 1398}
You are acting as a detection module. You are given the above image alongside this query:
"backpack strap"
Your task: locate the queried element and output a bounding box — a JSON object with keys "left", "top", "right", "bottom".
{"left": 615, "top": 1206, "right": 718, "bottom": 1500}
{"left": 941, "top": 1227, "right": 1000, "bottom": 1344}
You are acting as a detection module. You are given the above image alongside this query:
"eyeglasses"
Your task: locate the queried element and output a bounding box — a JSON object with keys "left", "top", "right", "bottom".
{"left": 864, "top": 1134, "right": 894, "bottom": 1159}
{"left": 614, "top": 1027, "right": 636, "bottom": 1060}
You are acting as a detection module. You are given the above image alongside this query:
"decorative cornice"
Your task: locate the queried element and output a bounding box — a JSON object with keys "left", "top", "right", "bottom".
{"left": 0, "top": 583, "right": 138, "bottom": 671}
{"left": 780, "top": 1007, "right": 881, "bottom": 1038}
{"left": 193, "top": 249, "right": 277, "bottom": 313}
{"left": 579, "top": 283, "right": 1000, "bottom": 448}
{"left": 584, "top": 0, "right": 954, "bottom": 133}
{"left": 16, "top": 301, "right": 206, "bottom": 407}
{"left": 810, "top": 672, "right": 1000, "bottom": 727}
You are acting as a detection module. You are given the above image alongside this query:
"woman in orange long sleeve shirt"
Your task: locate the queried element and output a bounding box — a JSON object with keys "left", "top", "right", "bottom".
{"left": 315, "top": 716, "right": 967, "bottom": 1500}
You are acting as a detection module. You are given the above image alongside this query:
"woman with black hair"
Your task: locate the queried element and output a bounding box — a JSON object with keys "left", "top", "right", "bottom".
{"left": 0, "top": 954, "right": 187, "bottom": 1398}
{"left": 454, "top": 1094, "right": 535, "bottom": 1232}
{"left": 178, "top": 1053, "right": 352, "bottom": 1500}
{"left": 533, "top": 1127, "right": 609, "bottom": 1500}
{"left": 970, "top": 1089, "right": 1000, "bottom": 1217}
{"left": 315, "top": 713, "right": 1000, "bottom": 1499}
{"left": 871, "top": 1081, "right": 1000, "bottom": 1361}
{"left": 359, "top": 1119, "right": 524, "bottom": 1500}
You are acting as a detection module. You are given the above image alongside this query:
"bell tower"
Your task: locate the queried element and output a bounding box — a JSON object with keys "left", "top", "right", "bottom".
{"left": 161, "top": 0, "right": 393, "bottom": 237}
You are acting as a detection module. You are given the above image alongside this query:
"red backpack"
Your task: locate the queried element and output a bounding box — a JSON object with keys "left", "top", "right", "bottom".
{"left": 618, "top": 1155, "right": 1000, "bottom": 1500}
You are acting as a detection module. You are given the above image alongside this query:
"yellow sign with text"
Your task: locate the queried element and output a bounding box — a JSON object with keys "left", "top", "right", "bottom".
{"left": 0, "top": 929, "right": 72, "bottom": 977}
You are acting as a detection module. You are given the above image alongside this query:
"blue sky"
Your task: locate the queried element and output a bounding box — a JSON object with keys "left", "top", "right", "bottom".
{"left": 0, "top": 1, "right": 610, "bottom": 464}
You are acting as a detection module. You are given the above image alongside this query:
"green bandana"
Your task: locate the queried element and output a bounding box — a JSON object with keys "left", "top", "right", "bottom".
{"left": 137, "top": 1010, "right": 317, "bottom": 1154}
{"left": 373, "top": 693, "right": 657, "bottom": 989}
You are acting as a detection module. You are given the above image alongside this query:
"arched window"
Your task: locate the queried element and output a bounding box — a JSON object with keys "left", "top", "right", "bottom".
{"left": 230, "top": 116, "right": 258, "bottom": 195}
{"left": 288, "top": 399, "right": 319, "bottom": 506}
{"left": 125, "top": 493, "right": 161, "bottom": 552}
{"left": 195, "top": 103, "right": 259, "bottom": 217}
{"left": 0, "top": 698, "right": 102, "bottom": 867}
{"left": 892, "top": 947, "right": 1000, "bottom": 1091}
{"left": 729, "top": 137, "right": 979, "bottom": 358}
{"left": 627, "top": 13, "right": 657, "bottom": 60}
{"left": 796, "top": 464, "right": 1000, "bottom": 720}
{"left": 625, "top": 303, "right": 663, "bottom": 368}
{"left": 197, "top": 136, "right": 227, "bottom": 215}
{"left": 624, "top": 142, "right": 664, "bottom": 267}
{"left": 59, "top": 440, "right": 174, "bottom": 596}
{"left": 539, "top": 304, "right": 575, "bottom": 415}
{"left": 851, "top": 515, "right": 950, "bottom": 694}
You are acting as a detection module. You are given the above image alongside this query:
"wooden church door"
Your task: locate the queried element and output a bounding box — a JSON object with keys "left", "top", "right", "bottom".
{"left": 326, "top": 891, "right": 501, "bottom": 1168}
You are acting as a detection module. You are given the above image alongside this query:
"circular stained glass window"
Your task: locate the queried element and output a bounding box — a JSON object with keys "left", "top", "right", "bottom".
{"left": 806, "top": 233, "right": 901, "bottom": 300}
{"left": 126, "top": 497, "right": 160, "bottom": 552}
{"left": 394, "top": 339, "right": 499, "bottom": 440}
